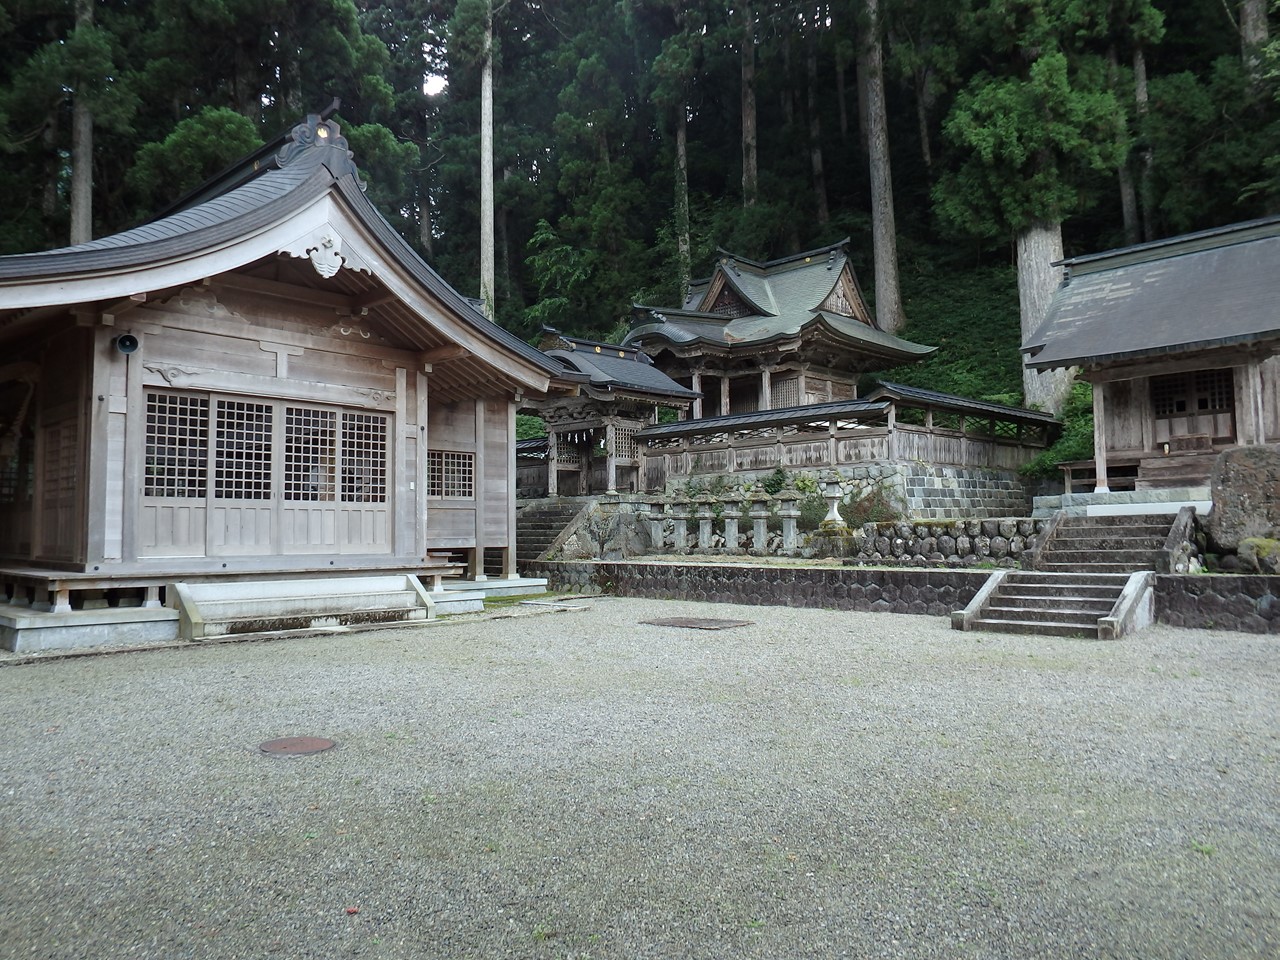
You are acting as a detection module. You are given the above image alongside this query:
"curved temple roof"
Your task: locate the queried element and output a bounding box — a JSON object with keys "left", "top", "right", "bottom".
{"left": 625, "top": 240, "right": 934, "bottom": 365}
{"left": 0, "top": 113, "right": 568, "bottom": 397}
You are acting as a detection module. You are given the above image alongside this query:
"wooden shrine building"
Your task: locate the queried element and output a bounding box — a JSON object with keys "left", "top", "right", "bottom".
{"left": 0, "top": 114, "right": 575, "bottom": 644}
{"left": 1024, "top": 216, "right": 1280, "bottom": 493}
{"left": 519, "top": 331, "right": 698, "bottom": 497}
{"left": 625, "top": 241, "right": 935, "bottom": 417}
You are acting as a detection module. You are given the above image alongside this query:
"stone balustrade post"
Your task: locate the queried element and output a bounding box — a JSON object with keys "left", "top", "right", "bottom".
{"left": 694, "top": 492, "right": 716, "bottom": 550}
{"left": 668, "top": 492, "right": 691, "bottom": 553}
{"left": 646, "top": 496, "right": 667, "bottom": 550}
{"left": 776, "top": 486, "right": 801, "bottom": 553}
{"left": 747, "top": 483, "right": 773, "bottom": 555}
{"left": 720, "top": 497, "right": 743, "bottom": 553}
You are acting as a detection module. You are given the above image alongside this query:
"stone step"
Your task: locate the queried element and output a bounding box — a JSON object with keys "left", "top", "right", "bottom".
{"left": 983, "top": 605, "right": 1103, "bottom": 625}
{"left": 1036, "top": 561, "right": 1151, "bottom": 574}
{"left": 198, "top": 590, "right": 421, "bottom": 621}
{"left": 1040, "top": 548, "right": 1161, "bottom": 566}
{"left": 1051, "top": 534, "right": 1166, "bottom": 550}
{"left": 967, "top": 618, "right": 1099, "bottom": 639}
{"left": 993, "top": 593, "right": 1117, "bottom": 611}
{"left": 1003, "top": 571, "right": 1132, "bottom": 585}
{"left": 1061, "top": 513, "right": 1174, "bottom": 525}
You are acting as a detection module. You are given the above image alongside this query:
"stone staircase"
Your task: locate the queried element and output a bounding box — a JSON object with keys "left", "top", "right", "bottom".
{"left": 1035, "top": 514, "right": 1171, "bottom": 573}
{"left": 516, "top": 498, "right": 588, "bottom": 570}
{"left": 955, "top": 513, "right": 1172, "bottom": 638}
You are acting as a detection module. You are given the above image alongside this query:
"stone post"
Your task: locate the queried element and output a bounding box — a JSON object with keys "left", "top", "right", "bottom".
{"left": 668, "top": 492, "right": 691, "bottom": 553}
{"left": 776, "top": 485, "right": 801, "bottom": 553}
{"left": 720, "top": 495, "right": 743, "bottom": 553}
{"left": 694, "top": 492, "right": 716, "bottom": 550}
{"left": 747, "top": 483, "right": 773, "bottom": 555}
{"left": 646, "top": 496, "right": 668, "bottom": 550}
{"left": 820, "top": 469, "right": 849, "bottom": 534}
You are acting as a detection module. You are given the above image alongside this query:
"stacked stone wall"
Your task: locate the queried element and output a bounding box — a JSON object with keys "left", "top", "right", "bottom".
{"left": 1155, "top": 575, "right": 1280, "bottom": 634}
{"left": 527, "top": 560, "right": 989, "bottom": 616}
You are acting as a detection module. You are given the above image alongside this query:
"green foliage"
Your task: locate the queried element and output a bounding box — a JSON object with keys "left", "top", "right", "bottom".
{"left": 516, "top": 414, "right": 546, "bottom": 440}
{"left": 873, "top": 264, "right": 1024, "bottom": 403}
{"left": 760, "top": 468, "right": 789, "bottom": 496}
{"left": 1019, "top": 382, "right": 1095, "bottom": 479}
{"left": 127, "top": 108, "right": 263, "bottom": 213}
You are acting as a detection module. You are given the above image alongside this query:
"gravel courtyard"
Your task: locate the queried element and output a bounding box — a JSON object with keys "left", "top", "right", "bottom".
{"left": 0, "top": 598, "right": 1276, "bottom": 960}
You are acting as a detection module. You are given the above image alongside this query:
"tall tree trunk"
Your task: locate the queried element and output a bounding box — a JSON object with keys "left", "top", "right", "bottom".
{"left": 479, "top": 3, "right": 495, "bottom": 318}
{"left": 915, "top": 69, "right": 934, "bottom": 179}
{"left": 836, "top": 60, "right": 849, "bottom": 142}
{"left": 674, "top": 101, "right": 691, "bottom": 300}
{"left": 1016, "top": 220, "right": 1074, "bottom": 414}
{"left": 740, "top": 6, "right": 758, "bottom": 207}
{"left": 807, "top": 35, "right": 830, "bottom": 226}
{"left": 860, "top": 0, "right": 903, "bottom": 333}
{"left": 1109, "top": 46, "right": 1139, "bottom": 246}
{"left": 42, "top": 118, "right": 59, "bottom": 248}
{"left": 1133, "top": 45, "right": 1155, "bottom": 241}
{"left": 418, "top": 161, "right": 434, "bottom": 260}
{"left": 69, "top": 0, "right": 94, "bottom": 245}
{"left": 1240, "top": 0, "right": 1269, "bottom": 90}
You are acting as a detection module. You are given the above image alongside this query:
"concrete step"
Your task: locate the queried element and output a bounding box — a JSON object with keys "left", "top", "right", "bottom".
{"left": 198, "top": 590, "right": 421, "bottom": 621}
{"left": 1004, "top": 572, "right": 1131, "bottom": 585}
{"left": 968, "top": 618, "right": 1099, "bottom": 638}
{"left": 984, "top": 605, "right": 1103, "bottom": 625}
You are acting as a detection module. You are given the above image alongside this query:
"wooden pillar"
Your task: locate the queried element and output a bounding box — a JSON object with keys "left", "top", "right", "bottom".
{"left": 797, "top": 368, "right": 808, "bottom": 404}
{"left": 1092, "top": 381, "right": 1110, "bottom": 493}
{"left": 690, "top": 369, "right": 703, "bottom": 419}
{"left": 720, "top": 374, "right": 731, "bottom": 417}
{"left": 1239, "top": 359, "right": 1267, "bottom": 445}
{"left": 417, "top": 369, "right": 430, "bottom": 559}
{"left": 546, "top": 429, "right": 559, "bottom": 496}
{"left": 759, "top": 366, "right": 772, "bottom": 411}
{"left": 471, "top": 398, "right": 488, "bottom": 580}
{"left": 605, "top": 418, "right": 618, "bottom": 494}
{"left": 505, "top": 399, "right": 518, "bottom": 578}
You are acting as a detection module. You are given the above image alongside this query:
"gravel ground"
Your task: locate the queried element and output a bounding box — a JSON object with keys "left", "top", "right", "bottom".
{"left": 0, "top": 598, "right": 1276, "bottom": 960}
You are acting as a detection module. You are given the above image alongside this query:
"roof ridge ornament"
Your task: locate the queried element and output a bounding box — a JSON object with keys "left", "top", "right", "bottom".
{"left": 276, "top": 114, "right": 367, "bottom": 191}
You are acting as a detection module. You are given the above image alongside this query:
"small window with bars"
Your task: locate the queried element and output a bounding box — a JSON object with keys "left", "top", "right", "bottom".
{"left": 1151, "top": 369, "right": 1234, "bottom": 416}
{"left": 341, "top": 412, "right": 388, "bottom": 502}
{"left": 427, "top": 450, "right": 475, "bottom": 498}
{"left": 145, "top": 393, "right": 209, "bottom": 498}
{"left": 214, "top": 399, "right": 272, "bottom": 500}
{"left": 284, "top": 407, "right": 336, "bottom": 501}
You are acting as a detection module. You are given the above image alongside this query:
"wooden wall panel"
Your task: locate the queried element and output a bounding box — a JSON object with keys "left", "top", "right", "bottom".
{"left": 483, "top": 399, "right": 509, "bottom": 542}
{"left": 138, "top": 502, "right": 207, "bottom": 558}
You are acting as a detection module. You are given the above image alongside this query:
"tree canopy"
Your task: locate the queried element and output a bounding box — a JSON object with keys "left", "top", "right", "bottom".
{"left": 1, "top": 1, "right": 1276, "bottom": 402}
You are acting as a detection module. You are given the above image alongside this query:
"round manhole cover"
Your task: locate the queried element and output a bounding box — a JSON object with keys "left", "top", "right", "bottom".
{"left": 259, "top": 736, "right": 336, "bottom": 756}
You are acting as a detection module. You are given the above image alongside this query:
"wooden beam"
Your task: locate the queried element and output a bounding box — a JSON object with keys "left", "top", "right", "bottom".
{"left": 420, "top": 345, "right": 471, "bottom": 364}
{"left": 1092, "top": 383, "right": 1110, "bottom": 492}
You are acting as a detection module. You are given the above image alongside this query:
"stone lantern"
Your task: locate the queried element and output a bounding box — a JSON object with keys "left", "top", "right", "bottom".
{"left": 775, "top": 485, "right": 801, "bottom": 553}
{"left": 720, "top": 493, "right": 744, "bottom": 553}
{"left": 668, "top": 491, "right": 692, "bottom": 553}
{"left": 820, "top": 470, "right": 849, "bottom": 534}
{"left": 694, "top": 492, "right": 717, "bottom": 550}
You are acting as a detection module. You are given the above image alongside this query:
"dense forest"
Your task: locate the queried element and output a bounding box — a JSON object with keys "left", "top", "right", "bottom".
{"left": 1, "top": 2, "right": 1276, "bottom": 417}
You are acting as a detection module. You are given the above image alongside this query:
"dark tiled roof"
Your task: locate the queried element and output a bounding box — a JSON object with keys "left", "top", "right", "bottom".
{"left": 1025, "top": 216, "right": 1280, "bottom": 370}
{"left": 546, "top": 341, "right": 700, "bottom": 399}
{"left": 867, "top": 382, "right": 1059, "bottom": 424}
{"left": 635, "top": 398, "right": 890, "bottom": 440}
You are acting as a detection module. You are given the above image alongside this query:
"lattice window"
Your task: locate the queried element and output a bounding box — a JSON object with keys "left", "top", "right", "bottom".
{"left": 709, "top": 285, "right": 751, "bottom": 318}
{"left": 771, "top": 378, "right": 800, "bottom": 408}
{"left": 614, "top": 424, "right": 640, "bottom": 460}
{"left": 427, "top": 450, "right": 475, "bottom": 498}
{"left": 285, "top": 407, "right": 336, "bottom": 501}
{"left": 145, "top": 393, "right": 209, "bottom": 498}
{"left": 1152, "top": 369, "right": 1235, "bottom": 416}
{"left": 43, "top": 423, "right": 78, "bottom": 501}
{"left": 214, "top": 400, "right": 272, "bottom": 500}
{"left": 341, "top": 412, "right": 388, "bottom": 502}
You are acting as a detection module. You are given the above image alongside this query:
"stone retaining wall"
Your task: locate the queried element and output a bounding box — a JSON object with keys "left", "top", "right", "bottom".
{"left": 530, "top": 561, "right": 1280, "bottom": 634}
{"left": 1155, "top": 575, "right": 1280, "bottom": 634}
{"left": 526, "top": 561, "right": 990, "bottom": 616}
